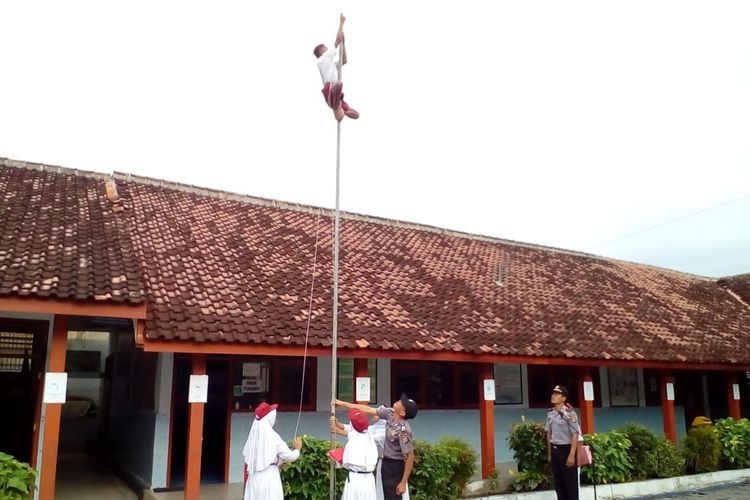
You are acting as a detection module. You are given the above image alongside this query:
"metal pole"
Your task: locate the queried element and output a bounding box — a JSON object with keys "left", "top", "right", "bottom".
{"left": 329, "top": 34, "right": 344, "bottom": 500}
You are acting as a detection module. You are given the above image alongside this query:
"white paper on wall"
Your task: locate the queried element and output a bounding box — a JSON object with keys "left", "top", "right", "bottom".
{"left": 583, "top": 381, "right": 595, "bottom": 401}
{"left": 43, "top": 372, "right": 68, "bottom": 404}
{"left": 188, "top": 375, "right": 209, "bottom": 403}
{"left": 483, "top": 379, "right": 496, "bottom": 401}
{"left": 666, "top": 382, "right": 675, "bottom": 401}
{"left": 356, "top": 377, "right": 371, "bottom": 402}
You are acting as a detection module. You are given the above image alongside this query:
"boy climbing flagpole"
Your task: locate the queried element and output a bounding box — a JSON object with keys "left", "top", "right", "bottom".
{"left": 312, "top": 13, "right": 359, "bottom": 500}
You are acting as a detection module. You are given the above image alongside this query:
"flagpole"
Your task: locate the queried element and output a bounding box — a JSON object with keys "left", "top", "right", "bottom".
{"left": 329, "top": 28, "right": 344, "bottom": 500}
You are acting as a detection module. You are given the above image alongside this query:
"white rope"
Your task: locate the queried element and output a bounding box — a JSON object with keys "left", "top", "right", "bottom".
{"left": 294, "top": 210, "right": 322, "bottom": 438}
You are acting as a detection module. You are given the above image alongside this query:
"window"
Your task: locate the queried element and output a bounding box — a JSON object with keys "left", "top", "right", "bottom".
{"left": 337, "top": 359, "right": 377, "bottom": 404}
{"left": 527, "top": 365, "right": 602, "bottom": 408}
{"left": 391, "top": 361, "right": 480, "bottom": 409}
{"left": 643, "top": 369, "right": 661, "bottom": 407}
{"left": 0, "top": 332, "right": 33, "bottom": 373}
{"left": 493, "top": 364, "right": 523, "bottom": 405}
{"left": 230, "top": 357, "right": 316, "bottom": 412}
{"left": 608, "top": 368, "right": 639, "bottom": 406}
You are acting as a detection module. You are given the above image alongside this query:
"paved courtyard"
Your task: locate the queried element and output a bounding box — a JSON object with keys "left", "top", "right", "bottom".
{"left": 634, "top": 481, "right": 750, "bottom": 499}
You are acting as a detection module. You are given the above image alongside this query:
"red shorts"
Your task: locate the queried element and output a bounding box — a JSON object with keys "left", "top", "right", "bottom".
{"left": 322, "top": 82, "right": 351, "bottom": 111}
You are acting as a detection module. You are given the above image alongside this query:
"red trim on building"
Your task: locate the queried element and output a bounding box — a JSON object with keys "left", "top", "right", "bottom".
{"left": 479, "top": 363, "right": 496, "bottom": 479}
{"left": 661, "top": 372, "right": 677, "bottom": 444}
{"left": 185, "top": 354, "right": 206, "bottom": 500}
{"left": 38, "top": 315, "right": 68, "bottom": 500}
{"left": 727, "top": 372, "right": 742, "bottom": 421}
{"left": 141, "top": 340, "right": 750, "bottom": 371}
{"left": 0, "top": 296, "right": 146, "bottom": 319}
{"left": 577, "top": 368, "right": 595, "bottom": 435}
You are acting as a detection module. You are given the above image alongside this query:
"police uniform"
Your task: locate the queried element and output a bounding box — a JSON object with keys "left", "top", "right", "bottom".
{"left": 545, "top": 386, "right": 581, "bottom": 500}
{"left": 376, "top": 405, "right": 414, "bottom": 500}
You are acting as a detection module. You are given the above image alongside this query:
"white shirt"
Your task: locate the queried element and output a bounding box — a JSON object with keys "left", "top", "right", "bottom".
{"left": 242, "top": 410, "right": 300, "bottom": 474}
{"left": 317, "top": 45, "right": 341, "bottom": 84}
{"left": 343, "top": 424, "right": 379, "bottom": 472}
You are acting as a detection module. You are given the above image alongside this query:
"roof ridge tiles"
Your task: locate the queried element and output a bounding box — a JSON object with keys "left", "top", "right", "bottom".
{"left": 1, "top": 156, "right": 714, "bottom": 281}
{"left": 1, "top": 157, "right": 111, "bottom": 181}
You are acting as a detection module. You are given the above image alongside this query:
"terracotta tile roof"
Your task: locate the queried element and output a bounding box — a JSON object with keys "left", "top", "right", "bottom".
{"left": 720, "top": 273, "right": 750, "bottom": 307}
{"left": 1, "top": 158, "right": 749, "bottom": 364}
{"left": 0, "top": 159, "right": 145, "bottom": 302}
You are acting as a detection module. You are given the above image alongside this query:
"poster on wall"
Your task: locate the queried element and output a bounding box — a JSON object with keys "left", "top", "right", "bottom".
{"left": 609, "top": 368, "right": 639, "bottom": 406}
{"left": 356, "top": 377, "right": 371, "bottom": 402}
{"left": 188, "top": 375, "right": 209, "bottom": 403}
{"left": 43, "top": 372, "right": 68, "bottom": 404}
{"left": 483, "top": 379, "right": 496, "bottom": 401}
{"left": 493, "top": 364, "right": 523, "bottom": 404}
{"left": 583, "top": 381, "right": 595, "bottom": 401}
{"left": 242, "top": 362, "right": 268, "bottom": 393}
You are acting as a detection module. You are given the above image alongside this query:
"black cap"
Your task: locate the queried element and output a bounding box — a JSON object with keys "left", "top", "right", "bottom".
{"left": 552, "top": 385, "right": 568, "bottom": 397}
{"left": 400, "top": 393, "right": 418, "bottom": 420}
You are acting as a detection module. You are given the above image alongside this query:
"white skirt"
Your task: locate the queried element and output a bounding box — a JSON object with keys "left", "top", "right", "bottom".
{"left": 245, "top": 465, "right": 283, "bottom": 500}
{"left": 342, "top": 471, "right": 377, "bottom": 500}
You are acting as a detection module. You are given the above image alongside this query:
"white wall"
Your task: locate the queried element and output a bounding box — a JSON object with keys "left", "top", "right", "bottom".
{"left": 151, "top": 353, "right": 173, "bottom": 488}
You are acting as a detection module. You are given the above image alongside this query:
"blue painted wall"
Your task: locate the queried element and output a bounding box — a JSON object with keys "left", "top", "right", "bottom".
{"left": 223, "top": 405, "right": 686, "bottom": 482}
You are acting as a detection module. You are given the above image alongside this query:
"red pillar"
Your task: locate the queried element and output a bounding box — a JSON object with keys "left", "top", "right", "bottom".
{"left": 38, "top": 315, "right": 69, "bottom": 500}
{"left": 354, "top": 358, "right": 369, "bottom": 405}
{"left": 185, "top": 354, "right": 206, "bottom": 500}
{"left": 727, "top": 372, "right": 741, "bottom": 421}
{"left": 576, "top": 367, "right": 595, "bottom": 435}
{"left": 479, "top": 363, "right": 496, "bottom": 479}
{"left": 660, "top": 372, "right": 677, "bottom": 443}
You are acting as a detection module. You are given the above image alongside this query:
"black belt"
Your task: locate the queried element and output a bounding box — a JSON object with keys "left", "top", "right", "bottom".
{"left": 348, "top": 470, "right": 374, "bottom": 474}
{"left": 382, "top": 457, "right": 405, "bottom": 462}
{"left": 552, "top": 444, "right": 571, "bottom": 448}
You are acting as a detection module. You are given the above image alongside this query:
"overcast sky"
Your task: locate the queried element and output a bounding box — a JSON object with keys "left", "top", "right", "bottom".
{"left": 1, "top": 1, "right": 748, "bottom": 278}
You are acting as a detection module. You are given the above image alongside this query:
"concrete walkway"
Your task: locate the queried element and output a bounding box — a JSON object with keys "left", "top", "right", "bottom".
{"left": 55, "top": 452, "right": 136, "bottom": 500}
{"left": 146, "top": 483, "right": 244, "bottom": 500}
{"left": 633, "top": 480, "right": 750, "bottom": 499}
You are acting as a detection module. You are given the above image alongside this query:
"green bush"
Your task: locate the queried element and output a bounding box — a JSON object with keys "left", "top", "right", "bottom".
{"left": 508, "top": 416, "right": 548, "bottom": 473}
{"left": 714, "top": 418, "right": 750, "bottom": 469}
{"left": 681, "top": 426, "right": 720, "bottom": 474}
{"left": 618, "top": 423, "right": 660, "bottom": 480}
{"left": 280, "top": 435, "right": 477, "bottom": 500}
{"left": 642, "top": 438, "right": 685, "bottom": 478}
{"left": 409, "top": 440, "right": 458, "bottom": 500}
{"left": 580, "top": 431, "right": 633, "bottom": 485}
{"left": 508, "top": 469, "right": 551, "bottom": 492}
{"left": 507, "top": 417, "right": 551, "bottom": 492}
{"left": 434, "top": 436, "right": 478, "bottom": 497}
{"left": 0, "top": 452, "right": 37, "bottom": 500}
{"left": 280, "top": 436, "right": 347, "bottom": 499}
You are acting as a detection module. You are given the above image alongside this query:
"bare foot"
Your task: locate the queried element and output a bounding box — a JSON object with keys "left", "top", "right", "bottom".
{"left": 334, "top": 106, "right": 345, "bottom": 121}
{"left": 344, "top": 108, "right": 359, "bottom": 119}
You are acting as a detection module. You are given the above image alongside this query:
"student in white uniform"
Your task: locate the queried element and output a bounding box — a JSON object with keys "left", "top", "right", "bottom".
{"left": 335, "top": 407, "right": 412, "bottom": 500}
{"left": 242, "top": 402, "right": 303, "bottom": 500}
{"left": 312, "top": 14, "right": 360, "bottom": 121}
{"left": 332, "top": 408, "right": 379, "bottom": 500}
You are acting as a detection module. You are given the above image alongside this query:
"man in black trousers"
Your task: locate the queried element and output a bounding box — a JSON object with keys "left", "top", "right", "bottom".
{"left": 545, "top": 385, "right": 581, "bottom": 500}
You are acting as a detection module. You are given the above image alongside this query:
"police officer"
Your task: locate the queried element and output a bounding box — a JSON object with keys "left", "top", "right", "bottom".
{"left": 545, "top": 385, "right": 580, "bottom": 500}
{"left": 336, "top": 394, "right": 418, "bottom": 499}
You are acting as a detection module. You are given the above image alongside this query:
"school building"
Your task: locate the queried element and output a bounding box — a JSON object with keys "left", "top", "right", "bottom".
{"left": 1, "top": 157, "right": 749, "bottom": 499}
